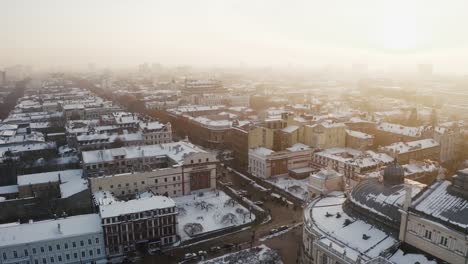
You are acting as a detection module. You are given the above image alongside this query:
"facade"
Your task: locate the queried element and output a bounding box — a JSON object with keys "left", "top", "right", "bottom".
{"left": 345, "top": 129, "right": 374, "bottom": 150}
{"left": 380, "top": 139, "right": 440, "bottom": 164}
{"left": 248, "top": 143, "right": 312, "bottom": 179}
{"left": 139, "top": 122, "right": 172, "bottom": 145}
{"left": 433, "top": 125, "right": 461, "bottom": 163}
{"left": 0, "top": 214, "right": 105, "bottom": 264}
{"left": 84, "top": 143, "right": 217, "bottom": 197}
{"left": 98, "top": 195, "right": 178, "bottom": 256}
{"left": 308, "top": 168, "right": 343, "bottom": 197}
{"left": 182, "top": 79, "right": 226, "bottom": 96}
{"left": 303, "top": 122, "right": 346, "bottom": 149}
{"left": 399, "top": 170, "right": 468, "bottom": 264}
{"left": 374, "top": 122, "right": 423, "bottom": 147}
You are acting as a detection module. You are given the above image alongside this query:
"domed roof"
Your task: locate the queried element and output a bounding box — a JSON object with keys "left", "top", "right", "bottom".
{"left": 383, "top": 162, "right": 405, "bottom": 186}
{"left": 350, "top": 178, "right": 406, "bottom": 223}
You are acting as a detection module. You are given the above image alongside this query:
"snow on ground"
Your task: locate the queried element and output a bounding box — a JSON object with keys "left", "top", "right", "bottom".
{"left": 200, "top": 244, "right": 282, "bottom": 264}
{"left": 390, "top": 249, "right": 437, "bottom": 264}
{"left": 174, "top": 190, "right": 255, "bottom": 241}
{"left": 266, "top": 175, "right": 310, "bottom": 202}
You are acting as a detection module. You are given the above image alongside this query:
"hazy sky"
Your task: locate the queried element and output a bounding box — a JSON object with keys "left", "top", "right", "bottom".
{"left": 2, "top": 0, "right": 468, "bottom": 72}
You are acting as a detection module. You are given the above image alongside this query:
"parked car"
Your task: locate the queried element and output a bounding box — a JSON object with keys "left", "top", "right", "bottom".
{"left": 253, "top": 201, "right": 264, "bottom": 206}
{"left": 209, "top": 246, "right": 221, "bottom": 252}
{"left": 224, "top": 181, "right": 233, "bottom": 186}
{"left": 147, "top": 247, "right": 161, "bottom": 255}
{"left": 223, "top": 243, "right": 235, "bottom": 249}
{"left": 278, "top": 225, "right": 289, "bottom": 232}
{"left": 184, "top": 253, "right": 197, "bottom": 260}
{"left": 269, "top": 228, "right": 278, "bottom": 235}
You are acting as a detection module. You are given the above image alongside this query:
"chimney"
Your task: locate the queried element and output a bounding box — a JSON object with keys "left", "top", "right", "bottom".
{"left": 403, "top": 184, "right": 412, "bottom": 211}
{"left": 57, "top": 223, "right": 62, "bottom": 234}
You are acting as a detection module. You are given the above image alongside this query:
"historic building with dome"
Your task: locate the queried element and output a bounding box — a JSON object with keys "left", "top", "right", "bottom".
{"left": 300, "top": 161, "right": 467, "bottom": 264}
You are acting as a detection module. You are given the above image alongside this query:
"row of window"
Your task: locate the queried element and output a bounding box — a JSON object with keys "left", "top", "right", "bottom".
{"left": 30, "top": 248, "right": 102, "bottom": 264}
{"left": 2, "top": 246, "right": 101, "bottom": 264}
{"left": 410, "top": 222, "right": 467, "bottom": 255}
{"left": 104, "top": 208, "right": 176, "bottom": 224}
{"left": 2, "top": 238, "right": 101, "bottom": 260}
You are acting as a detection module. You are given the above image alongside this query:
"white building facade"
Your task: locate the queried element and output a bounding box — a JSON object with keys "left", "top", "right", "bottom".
{"left": 0, "top": 214, "right": 106, "bottom": 264}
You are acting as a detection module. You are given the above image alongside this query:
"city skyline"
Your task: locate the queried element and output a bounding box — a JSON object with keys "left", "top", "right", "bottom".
{"left": 3, "top": 0, "right": 468, "bottom": 73}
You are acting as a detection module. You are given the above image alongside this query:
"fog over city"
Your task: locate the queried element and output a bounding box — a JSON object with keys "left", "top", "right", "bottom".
{"left": 3, "top": 0, "right": 468, "bottom": 73}
{"left": 1, "top": 1, "right": 468, "bottom": 264}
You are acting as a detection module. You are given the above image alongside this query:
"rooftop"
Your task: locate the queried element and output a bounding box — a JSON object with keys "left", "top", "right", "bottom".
{"left": 82, "top": 141, "right": 206, "bottom": 165}
{"left": 99, "top": 195, "right": 175, "bottom": 218}
{"left": 0, "top": 214, "right": 102, "bottom": 247}
{"left": 382, "top": 139, "right": 439, "bottom": 154}
{"left": 412, "top": 180, "right": 468, "bottom": 230}
{"left": 304, "top": 193, "right": 398, "bottom": 262}
{"left": 17, "top": 169, "right": 87, "bottom": 198}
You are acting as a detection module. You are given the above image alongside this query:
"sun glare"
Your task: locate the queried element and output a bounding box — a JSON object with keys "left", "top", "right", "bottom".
{"left": 380, "top": 17, "right": 419, "bottom": 51}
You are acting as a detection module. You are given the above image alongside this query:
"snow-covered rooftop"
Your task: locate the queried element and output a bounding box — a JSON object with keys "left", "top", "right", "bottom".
{"left": 376, "top": 122, "right": 421, "bottom": 137}
{"left": 0, "top": 214, "right": 102, "bottom": 247}
{"left": 99, "top": 195, "right": 175, "bottom": 218}
{"left": 250, "top": 147, "right": 274, "bottom": 157}
{"left": 81, "top": 141, "right": 206, "bottom": 165}
{"left": 412, "top": 180, "right": 468, "bottom": 229}
{"left": 382, "top": 139, "right": 439, "bottom": 154}
{"left": 17, "top": 169, "right": 87, "bottom": 198}
{"left": 304, "top": 193, "right": 398, "bottom": 262}
{"left": 346, "top": 129, "right": 373, "bottom": 139}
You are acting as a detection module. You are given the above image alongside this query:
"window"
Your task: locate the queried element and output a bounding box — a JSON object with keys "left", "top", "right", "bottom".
{"left": 425, "top": 230, "right": 432, "bottom": 240}
{"left": 134, "top": 182, "right": 137, "bottom": 186}
{"left": 56, "top": 244, "right": 60, "bottom": 250}
{"left": 42, "top": 258, "right": 46, "bottom": 264}
{"left": 191, "top": 160, "right": 193, "bottom": 164}
{"left": 35, "top": 259, "right": 39, "bottom": 264}
{"left": 24, "top": 249, "right": 29, "bottom": 256}
{"left": 198, "top": 159, "right": 201, "bottom": 163}
{"left": 89, "top": 250, "right": 93, "bottom": 256}
{"left": 98, "top": 186, "right": 102, "bottom": 191}
{"left": 41, "top": 247, "right": 44, "bottom": 253}
{"left": 33, "top": 248, "right": 37, "bottom": 254}
{"left": 110, "top": 185, "right": 114, "bottom": 189}
{"left": 440, "top": 236, "right": 448, "bottom": 247}
{"left": 48, "top": 246, "right": 52, "bottom": 252}
{"left": 80, "top": 241, "right": 84, "bottom": 246}
{"left": 58, "top": 256, "right": 62, "bottom": 262}
{"left": 50, "top": 257, "right": 54, "bottom": 263}
{"left": 97, "top": 249, "right": 101, "bottom": 255}
{"left": 118, "top": 184, "right": 121, "bottom": 188}
{"left": 72, "top": 242, "right": 76, "bottom": 248}
{"left": 164, "top": 178, "right": 167, "bottom": 182}
{"left": 206, "top": 158, "right": 209, "bottom": 162}
{"left": 2, "top": 253, "right": 6, "bottom": 260}
{"left": 66, "top": 255, "right": 70, "bottom": 260}
{"left": 141, "top": 181, "right": 145, "bottom": 184}
{"left": 96, "top": 238, "right": 99, "bottom": 244}
{"left": 88, "top": 239, "right": 92, "bottom": 245}
{"left": 81, "top": 251, "right": 85, "bottom": 258}
{"left": 73, "top": 253, "right": 78, "bottom": 259}
{"left": 173, "top": 177, "right": 175, "bottom": 181}
{"left": 154, "top": 179, "right": 158, "bottom": 183}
